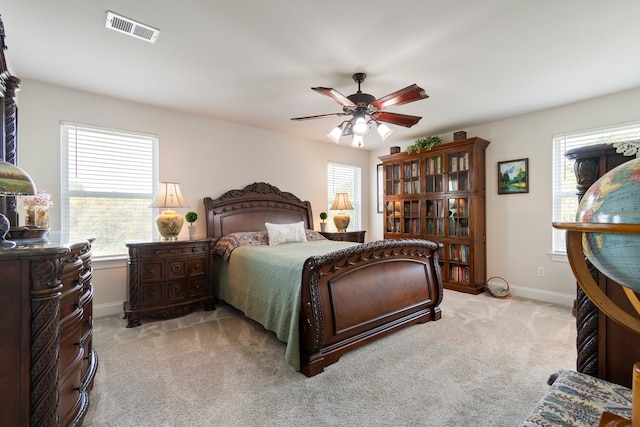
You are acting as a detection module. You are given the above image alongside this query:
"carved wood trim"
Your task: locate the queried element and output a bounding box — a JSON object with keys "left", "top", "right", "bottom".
{"left": 30, "top": 257, "right": 64, "bottom": 426}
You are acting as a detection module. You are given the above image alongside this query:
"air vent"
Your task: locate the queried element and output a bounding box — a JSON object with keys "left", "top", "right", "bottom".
{"left": 105, "top": 11, "right": 159, "bottom": 43}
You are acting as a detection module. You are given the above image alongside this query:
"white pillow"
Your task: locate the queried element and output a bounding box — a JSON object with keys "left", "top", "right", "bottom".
{"left": 265, "top": 221, "right": 308, "bottom": 246}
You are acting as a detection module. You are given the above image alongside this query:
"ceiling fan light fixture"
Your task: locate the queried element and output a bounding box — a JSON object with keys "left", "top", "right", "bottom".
{"left": 351, "top": 135, "right": 364, "bottom": 148}
{"left": 327, "top": 125, "right": 344, "bottom": 143}
{"left": 376, "top": 122, "right": 393, "bottom": 140}
{"left": 352, "top": 116, "right": 369, "bottom": 136}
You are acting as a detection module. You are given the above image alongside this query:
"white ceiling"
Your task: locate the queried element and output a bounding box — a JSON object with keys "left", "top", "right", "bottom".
{"left": 3, "top": 1, "right": 640, "bottom": 150}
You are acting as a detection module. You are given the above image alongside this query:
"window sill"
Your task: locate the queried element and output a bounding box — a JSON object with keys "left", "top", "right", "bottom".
{"left": 550, "top": 252, "right": 568, "bottom": 263}
{"left": 93, "top": 254, "right": 128, "bottom": 270}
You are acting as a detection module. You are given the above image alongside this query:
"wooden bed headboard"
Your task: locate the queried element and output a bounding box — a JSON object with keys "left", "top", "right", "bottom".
{"left": 203, "top": 182, "right": 314, "bottom": 239}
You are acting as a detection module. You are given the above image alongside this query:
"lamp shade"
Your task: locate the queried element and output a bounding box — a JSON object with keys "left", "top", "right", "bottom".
{"left": 376, "top": 122, "right": 393, "bottom": 141}
{"left": 327, "top": 125, "right": 343, "bottom": 143}
{"left": 0, "top": 160, "right": 36, "bottom": 249}
{"left": 352, "top": 116, "right": 369, "bottom": 136}
{"left": 0, "top": 160, "right": 36, "bottom": 195}
{"left": 150, "top": 182, "right": 189, "bottom": 240}
{"left": 330, "top": 193, "right": 354, "bottom": 211}
{"left": 150, "top": 182, "right": 189, "bottom": 208}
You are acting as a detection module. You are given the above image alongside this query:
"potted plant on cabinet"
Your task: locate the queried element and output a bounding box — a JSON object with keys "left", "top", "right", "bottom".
{"left": 185, "top": 211, "right": 198, "bottom": 239}
{"left": 319, "top": 212, "right": 328, "bottom": 232}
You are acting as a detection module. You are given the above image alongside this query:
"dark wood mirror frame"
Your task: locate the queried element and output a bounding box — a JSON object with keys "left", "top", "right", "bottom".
{"left": 0, "top": 15, "right": 23, "bottom": 227}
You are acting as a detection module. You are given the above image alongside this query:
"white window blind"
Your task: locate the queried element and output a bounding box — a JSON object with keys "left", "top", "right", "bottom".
{"left": 327, "top": 162, "right": 362, "bottom": 232}
{"left": 61, "top": 122, "right": 158, "bottom": 257}
{"left": 552, "top": 120, "right": 640, "bottom": 254}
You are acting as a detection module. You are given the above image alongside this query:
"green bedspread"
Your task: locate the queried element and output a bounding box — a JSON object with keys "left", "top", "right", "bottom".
{"left": 214, "top": 240, "right": 356, "bottom": 370}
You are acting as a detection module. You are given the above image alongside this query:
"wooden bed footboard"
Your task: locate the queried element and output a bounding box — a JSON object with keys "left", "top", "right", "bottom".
{"left": 299, "top": 239, "right": 443, "bottom": 377}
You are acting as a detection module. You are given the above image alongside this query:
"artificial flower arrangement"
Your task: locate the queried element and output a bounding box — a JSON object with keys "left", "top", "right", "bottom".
{"left": 20, "top": 188, "right": 53, "bottom": 227}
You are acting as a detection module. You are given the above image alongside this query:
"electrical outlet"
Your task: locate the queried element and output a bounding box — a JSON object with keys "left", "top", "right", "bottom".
{"left": 537, "top": 267, "right": 544, "bottom": 277}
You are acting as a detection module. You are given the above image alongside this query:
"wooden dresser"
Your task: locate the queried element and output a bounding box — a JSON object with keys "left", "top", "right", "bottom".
{"left": 566, "top": 143, "right": 639, "bottom": 388}
{"left": 124, "top": 238, "right": 216, "bottom": 327}
{"left": 0, "top": 237, "right": 97, "bottom": 427}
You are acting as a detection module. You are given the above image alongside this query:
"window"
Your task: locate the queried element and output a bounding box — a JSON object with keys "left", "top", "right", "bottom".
{"left": 61, "top": 122, "right": 158, "bottom": 257}
{"left": 327, "top": 162, "right": 361, "bottom": 232}
{"left": 552, "top": 121, "right": 640, "bottom": 254}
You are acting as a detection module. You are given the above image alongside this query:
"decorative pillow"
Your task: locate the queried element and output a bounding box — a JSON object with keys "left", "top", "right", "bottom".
{"left": 305, "top": 230, "right": 328, "bottom": 241}
{"left": 265, "top": 221, "right": 308, "bottom": 246}
{"left": 213, "top": 231, "right": 269, "bottom": 261}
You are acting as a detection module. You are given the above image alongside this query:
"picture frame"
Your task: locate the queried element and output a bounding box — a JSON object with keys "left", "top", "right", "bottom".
{"left": 377, "top": 164, "right": 384, "bottom": 213}
{"left": 498, "top": 158, "right": 529, "bottom": 194}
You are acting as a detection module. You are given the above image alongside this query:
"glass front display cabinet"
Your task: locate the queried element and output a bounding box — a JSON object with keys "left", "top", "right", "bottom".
{"left": 379, "top": 137, "right": 490, "bottom": 294}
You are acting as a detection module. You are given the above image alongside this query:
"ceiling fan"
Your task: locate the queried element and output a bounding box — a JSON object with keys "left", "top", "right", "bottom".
{"left": 291, "top": 73, "right": 428, "bottom": 147}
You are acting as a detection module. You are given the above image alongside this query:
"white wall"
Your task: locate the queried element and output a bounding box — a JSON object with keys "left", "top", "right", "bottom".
{"left": 370, "top": 86, "right": 640, "bottom": 307}
{"left": 16, "top": 80, "right": 371, "bottom": 317}
{"left": 17, "top": 80, "right": 640, "bottom": 315}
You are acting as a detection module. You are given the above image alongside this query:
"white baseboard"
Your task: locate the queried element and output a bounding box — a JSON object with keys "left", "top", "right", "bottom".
{"left": 509, "top": 284, "right": 575, "bottom": 307}
{"left": 94, "top": 301, "right": 124, "bottom": 318}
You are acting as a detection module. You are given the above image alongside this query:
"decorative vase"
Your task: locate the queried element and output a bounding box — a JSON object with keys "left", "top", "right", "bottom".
{"left": 333, "top": 212, "right": 350, "bottom": 232}
{"left": 155, "top": 209, "right": 184, "bottom": 241}
{"left": 34, "top": 206, "right": 49, "bottom": 228}
{"left": 25, "top": 206, "right": 49, "bottom": 228}
{"left": 187, "top": 225, "right": 197, "bottom": 240}
{"left": 320, "top": 222, "right": 327, "bottom": 232}
{"left": 25, "top": 207, "right": 36, "bottom": 226}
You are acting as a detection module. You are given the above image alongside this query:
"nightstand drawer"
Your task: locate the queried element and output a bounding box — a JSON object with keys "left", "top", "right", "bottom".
{"left": 167, "top": 260, "right": 186, "bottom": 279}
{"left": 167, "top": 281, "right": 188, "bottom": 301}
{"left": 190, "top": 277, "right": 206, "bottom": 297}
{"left": 140, "top": 243, "right": 207, "bottom": 258}
{"left": 189, "top": 257, "right": 205, "bottom": 276}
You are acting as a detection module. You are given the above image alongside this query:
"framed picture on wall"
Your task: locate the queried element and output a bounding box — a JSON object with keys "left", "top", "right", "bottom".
{"left": 377, "top": 164, "right": 384, "bottom": 213}
{"left": 498, "top": 158, "right": 529, "bottom": 194}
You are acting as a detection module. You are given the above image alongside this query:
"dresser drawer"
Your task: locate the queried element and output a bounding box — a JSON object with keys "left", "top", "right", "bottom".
{"left": 141, "top": 284, "right": 163, "bottom": 307}
{"left": 141, "top": 262, "right": 163, "bottom": 281}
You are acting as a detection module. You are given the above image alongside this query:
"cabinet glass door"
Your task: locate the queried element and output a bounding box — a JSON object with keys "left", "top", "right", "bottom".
{"left": 447, "top": 151, "right": 470, "bottom": 191}
{"left": 447, "top": 197, "right": 469, "bottom": 237}
{"left": 425, "top": 156, "right": 443, "bottom": 192}
{"left": 385, "top": 201, "right": 402, "bottom": 233}
{"left": 448, "top": 243, "right": 470, "bottom": 284}
{"left": 403, "top": 200, "right": 420, "bottom": 234}
{"left": 403, "top": 160, "right": 420, "bottom": 194}
{"left": 385, "top": 163, "right": 401, "bottom": 195}
{"left": 425, "top": 199, "right": 445, "bottom": 236}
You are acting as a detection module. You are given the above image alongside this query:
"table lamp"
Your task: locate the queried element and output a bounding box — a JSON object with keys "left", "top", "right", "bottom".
{"left": 0, "top": 160, "right": 37, "bottom": 248}
{"left": 330, "top": 193, "right": 353, "bottom": 232}
{"left": 150, "top": 182, "right": 189, "bottom": 240}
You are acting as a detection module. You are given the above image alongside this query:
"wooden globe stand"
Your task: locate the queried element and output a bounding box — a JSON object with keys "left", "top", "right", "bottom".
{"left": 554, "top": 222, "right": 640, "bottom": 426}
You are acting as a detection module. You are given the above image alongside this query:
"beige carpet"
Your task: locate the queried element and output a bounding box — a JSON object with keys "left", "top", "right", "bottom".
{"left": 83, "top": 290, "right": 576, "bottom": 426}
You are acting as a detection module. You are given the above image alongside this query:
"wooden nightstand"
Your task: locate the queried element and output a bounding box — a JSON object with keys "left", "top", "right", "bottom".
{"left": 319, "top": 230, "right": 366, "bottom": 243}
{"left": 124, "top": 238, "right": 216, "bottom": 327}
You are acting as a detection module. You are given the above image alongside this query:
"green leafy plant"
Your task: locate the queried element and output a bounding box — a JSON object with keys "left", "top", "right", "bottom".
{"left": 185, "top": 211, "right": 198, "bottom": 225}
{"left": 319, "top": 212, "right": 328, "bottom": 222}
{"left": 406, "top": 136, "right": 442, "bottom": 154}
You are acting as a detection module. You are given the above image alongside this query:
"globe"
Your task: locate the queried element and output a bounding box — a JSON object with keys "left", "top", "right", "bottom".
{"left": 575, "top": 157, "right": 640, "bottom": 291}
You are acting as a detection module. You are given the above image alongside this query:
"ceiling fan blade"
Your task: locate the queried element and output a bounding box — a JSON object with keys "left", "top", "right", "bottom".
{"left": 291, "top": 112, "right": 348, "bottom": 121}
{"left": 371, "top": 84, "right": 428, "bottom": 110}
{"left": 373, "top": 111, "right": 423, "bottom": 128}
{"left": 312, "top": 87, "right": 357, "bottom": 107}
